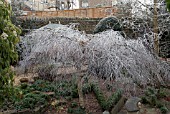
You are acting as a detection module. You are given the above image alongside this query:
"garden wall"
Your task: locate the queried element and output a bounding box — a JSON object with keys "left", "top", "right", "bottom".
{"left": 16, "top": 17, "right": 101, "bottom": 34}
{"left": 25, "top": 7, "right": 117, "bottom": 18}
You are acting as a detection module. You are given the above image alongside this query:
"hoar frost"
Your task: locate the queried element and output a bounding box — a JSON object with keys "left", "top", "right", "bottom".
{"left": 18, "top": 24, "right": 170, "bottom": 87}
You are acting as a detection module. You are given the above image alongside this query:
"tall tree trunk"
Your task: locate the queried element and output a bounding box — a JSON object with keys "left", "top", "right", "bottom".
{"left": 153, "top": 0, "right": 159, "bottom": 55}
{"left": 79, "top": 0, "right": 82, "bottom": 8}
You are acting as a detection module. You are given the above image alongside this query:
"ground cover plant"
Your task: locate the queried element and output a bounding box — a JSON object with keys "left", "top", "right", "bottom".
{"left": 141, "top": 87, "right": 169, "bottom": 114}
{"left": 0, "top": 77, "right": 79, "bottom": 112}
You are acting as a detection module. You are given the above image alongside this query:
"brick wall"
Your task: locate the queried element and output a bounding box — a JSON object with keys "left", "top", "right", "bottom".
{"left": 24, "top": 7, "right": 117, "bottom": 18}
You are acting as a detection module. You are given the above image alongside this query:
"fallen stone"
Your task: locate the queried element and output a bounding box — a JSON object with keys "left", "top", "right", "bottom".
{"left": 125, "top": 97, "right": 141, "bottom": 112}
{"left": 103, "top": 110, "right": 110, "bottom": 114}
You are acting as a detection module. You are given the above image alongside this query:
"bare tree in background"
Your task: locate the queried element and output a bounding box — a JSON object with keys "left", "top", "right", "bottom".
{"left": 79, "top": 0, "right": 82, "bottom": 8}
{"left": 55, "top": 0, "right": 74, "bottom": 10}
{"left": 116, "top": 0, "right": 170, "bottom": 57}
{"left": 11, "top": 0, "right": 23, "bottom": 16}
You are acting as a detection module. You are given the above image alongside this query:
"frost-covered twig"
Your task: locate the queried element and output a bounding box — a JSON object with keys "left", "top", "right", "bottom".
{"left": 18, "top": 24, "right": 170, "bottom": 88}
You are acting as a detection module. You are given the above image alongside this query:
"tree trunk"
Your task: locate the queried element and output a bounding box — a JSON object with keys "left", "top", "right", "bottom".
{"left": 79, "top": 0, "right": 82, "bottom": 8}
{"left": 153, "top": 0, "right": 159, "bottom": 54}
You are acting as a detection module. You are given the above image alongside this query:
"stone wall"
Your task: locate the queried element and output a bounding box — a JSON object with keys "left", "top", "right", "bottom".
{"left": 15, "top": 17, "right": 101, "bottom": 34}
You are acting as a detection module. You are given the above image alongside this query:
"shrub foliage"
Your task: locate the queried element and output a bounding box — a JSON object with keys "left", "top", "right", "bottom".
{"left": 0, "top": 0, "right": 21, "bottom": 104}
{"left": 166, "top": 0, "right": 170, "bottom": 11}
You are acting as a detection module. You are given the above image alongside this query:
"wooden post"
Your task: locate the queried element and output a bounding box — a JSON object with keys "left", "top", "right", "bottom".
{"left": 111, "top": 97, "right": 127, "bottom": 114}
{"left": 78, "top": 76, "right": 85, "bottom": 108}
{"left": 153, "top": 0, "right": 159, "bottom": 54}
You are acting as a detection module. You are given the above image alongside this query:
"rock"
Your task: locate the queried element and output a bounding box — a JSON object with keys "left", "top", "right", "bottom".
{"left": 20, "top": 78, "right": 29, "bottom": 83}
{"left": 137, "top": 102, "right": 142, "bottom": 109}
{"left": 94, "top": 16, "right": 122, "bottom": 34}
{"left": 103, "top": 110, "right": 110, "bottom": 114}
{"left": 125, "top": 97, "right": 141, "bottom": 112}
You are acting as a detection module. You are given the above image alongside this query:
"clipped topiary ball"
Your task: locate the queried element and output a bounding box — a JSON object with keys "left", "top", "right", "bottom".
{"left": 94, "top": 16, "right": 122, "bottom": 34}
